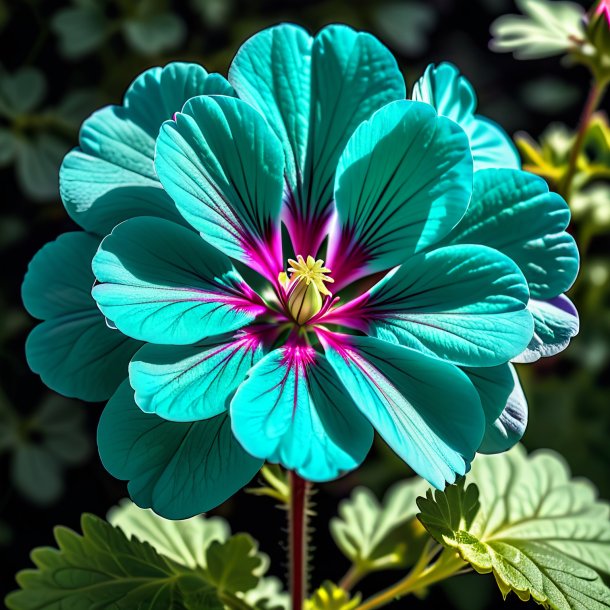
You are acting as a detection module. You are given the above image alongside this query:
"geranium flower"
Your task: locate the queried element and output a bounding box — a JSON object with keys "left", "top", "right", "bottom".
{"left": 22, "top": 24, "right": 579, "bottom": 518}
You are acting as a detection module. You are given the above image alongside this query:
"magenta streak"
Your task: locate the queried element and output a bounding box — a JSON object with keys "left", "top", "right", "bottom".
{"left": 314, "top": 292, "right": 371, "bottom": 331}
{"left": 283, "top": 203, "right": 334, "bottom": 261}
{"left": 326, "top": 228, "right": 372, "bottom": 292}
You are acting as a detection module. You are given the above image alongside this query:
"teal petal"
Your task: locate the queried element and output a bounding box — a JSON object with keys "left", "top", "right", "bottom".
{"left": 22, "top": 233, "right": 141, "bottom": 401}
{"left": 129, "top": 333, "right": 264, "bottom": 422}
{"left": 155, "top": 95, "right": 284, "bottom": 278}
{"left": 328, "top": 100, "right": 472, "bottom": 287}
{"left": 444, "top": 168, "right": 579, "bottom": 299}
{"left": 229, "top": 23, "right": 405, "bottom": 254}
{"left": 92, "top": 217, "right": 265, "bottom": 344}
{"left": 323, "top": 334, "right": 485, "bottom": 488}
{"left": 412, "top": 62, "right": 520, "bottom": 171}
{"left": 367, "top": 245, "right": 533, "bottom": 366}
{"left": 98, "top": 380, "right": 262, "bottom": 519}
{"left": 60, "top": 63, "right": 233, "bottom": 235}
{"left": 514, "top": 295, "right": 579, "bottom": 363}
{"left": 230, "top": 346, "right": 373, "bottom": 482}
{"left": 466, "top": 364, "right": 528, "bottom": 454}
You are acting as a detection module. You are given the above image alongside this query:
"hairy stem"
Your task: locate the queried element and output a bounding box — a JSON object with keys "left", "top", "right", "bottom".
{"left": 560, "top": 79, "right": 607, "bottom": 200}
{"left": 289, "top": 471, "right": 310, "bottom": 610}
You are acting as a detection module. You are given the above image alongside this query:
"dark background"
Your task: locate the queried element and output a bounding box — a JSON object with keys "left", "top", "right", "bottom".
{"left": 0, "top": 1, "right": 606, "bottom": 608}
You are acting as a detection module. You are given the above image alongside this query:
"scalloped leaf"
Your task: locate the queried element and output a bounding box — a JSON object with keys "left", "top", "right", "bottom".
{"left": 330, "top": 477, "right": 428, "bottom": 573}
{"left": 417, "top": 446, "right": 610, "bottom": 609}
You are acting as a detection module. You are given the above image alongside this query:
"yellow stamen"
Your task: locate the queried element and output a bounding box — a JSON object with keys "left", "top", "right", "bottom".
{"left": 280, "top": 254, "right": 334, "bottom": 324}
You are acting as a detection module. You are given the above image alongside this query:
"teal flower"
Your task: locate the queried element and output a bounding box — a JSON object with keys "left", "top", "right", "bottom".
{"left": 22, "top": 25, "right": 579, "bottom": 518}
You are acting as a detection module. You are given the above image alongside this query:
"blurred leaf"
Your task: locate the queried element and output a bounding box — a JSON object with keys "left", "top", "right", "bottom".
{"left": 205, "top": 534, "right": 263, "bottom": 594}
{"left": 53, "top": 89, "right": 101, "bottom": 128}
{"left": 0, "top": 66, "right": 46, "bottom": 118}
{"left": 374, "top": 2, "right": 437, "bottom": 56}
{"left": 191, "top": 0, "right": 233, "bottom": 27}
{"left": 14, "top": 133, "right": 70, "bottom": 201}
{"left": 5, "top": 513, "right": 214, "bottom": 609}
{"left": 11, "top": 444, "right": 63, "bottom": 505}
{"left": 248, "top": 464, "right": 290, "bottom": 503}
{"left": 1, "top": 394, "right": 91, "bottom": 505}
{"left": 516, "top": 122, "right": 573, "bottom": 182}
{"left": 572, "top": 182, "right": 610, "bottom": 227}
{"left": 306, "top": 582, "right": 360, "bottom": 610}
{"left": 490, "top": 0, "right": 585, "bottom": 59}
{"left": 243, "top": 576, "right": 290, "bottom": 610}
{"left": 330, "top": 477, "right": 428, "bottom": 575}
{"left": 582, "top": 113, "right": 610, "bottom": 178}
{"left": 123, "top": 12, "right": 186, "bottom": 55}
{"left": 521, "top": 77, "right": 581, "bottom": 114}
{"left": 107, "top": 498, "right": 230, "bottom": 569}
{"left": 52, "top": 3, "right": 109, "bottom": 59}
{"left": 0, "top": 128, "right": 16, "bottom": 166}
{"left": 418, "top": 446, "right": 610, "bottom": 608}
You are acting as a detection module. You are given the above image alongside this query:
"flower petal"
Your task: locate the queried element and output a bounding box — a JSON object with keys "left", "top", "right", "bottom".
{"left": 514, "top": 295, "right": 579, "bottom": 363}
{"left": 60, "top": 63, "right": 233, "bottom": 235}
{"left": 22, "top": 232, "right": 141, "bottom": 401}
{"left": 327, "top": 100, "right": 472, "bottom": 288}
{"left": 229, "top": 24, "right": 405, "bottom": 255}
{"left": 412, "top": 62, "right": 520, "bottom": 171}
{"left": 98, "top": 380, "right": 262, "bottom": 519}
{"left": 444, "top": 168, "right": 579, "bottom": 299}
{"left": 321, "top": 333, "right": 485, "bottom": 488}
{"left": 92, "top": 217, "right": 265, "bottom": 344}
{"left": 364, "top": 245, "right": 533, "bottom": 366}
{"left": 230, "top": 345, "right": 373, "bottom": 481}
{"left": 129, "top": 332, "right": 264, "bottom": 422}
{"left": 155, "top": 95, "right": 284, "bottom": 280}
{"left": 465, "top": 364, "right": 528, "bottom": 454}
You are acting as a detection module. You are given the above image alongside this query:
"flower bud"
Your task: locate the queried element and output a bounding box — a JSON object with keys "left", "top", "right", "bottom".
{"left": 288, "top": 278, "right": 323, "bottom": 325}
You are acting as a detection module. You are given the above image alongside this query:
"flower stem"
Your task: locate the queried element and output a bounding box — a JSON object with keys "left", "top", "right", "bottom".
{"left": 289, "top": 471, "right": 310, "bottom": 610}
{"left": 353, "top": 548, "right": 465, "bottom": 610}
{"left": 339, "top": 565, "right": 366, "bottom": 592}
{"left": 560, "top": 79, "right": 607, "bottom": 200}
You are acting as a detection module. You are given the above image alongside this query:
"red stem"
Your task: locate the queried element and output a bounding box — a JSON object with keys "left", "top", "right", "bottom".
{"left": 289, "top": 471, "right": 308, "bottom": 610}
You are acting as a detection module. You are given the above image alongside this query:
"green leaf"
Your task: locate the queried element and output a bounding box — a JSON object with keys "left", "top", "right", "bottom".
{"left": 330, "top": 477, "right": 429, "bottom": 574}
{"left": 0, "top": 127, "right": 16, "bottom": 166}
{"left": 490, "top": 0, "right": 585, "bottom": 59}
{"left": 205, "top": 534, "right": 263, "bottom": 594}
{"left": 122, "top": 13, "right": 186, "bottom": 55}
{"left": 243, "top": 576, "right": 290, "bottom": 610}
{"left": 374, "top": 2, "right": 437, "bottom": 56}
{"left": 306, "top": 582, "right": 361, "bottom": 610}
{"left": 5, "top": 513, "right": 210, "bottom": 609}
{"left": 0, "top": 66, "right": 46, "bottom": 117}
{"left": 107, "top": 498, "right": 230, "bottom": 570}
{"left": 51, "top": 3, "right": 109, "bottom": 59}
{"left": 417, "top": 446, "right": 610, "bottom": 609}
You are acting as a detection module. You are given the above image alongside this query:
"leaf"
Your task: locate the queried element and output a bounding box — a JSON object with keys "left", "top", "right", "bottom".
{"left": 306, "top": 582, "right": 361, "bottom": 610}
{"left": 205, "top": 534, "right": 263, "bottom": 594}
{"left": 417, "top": 446, "right": 610, "bottom": 609}
{"left": 374, "top": 2, "right": 437, "bottom": 56}
{"left": 107, "top": 498, "right": 230, "bottom": 569}
{"left": 51, "top": 3, "right": 109, "bottom": 59}
{"left": 0, "top": 66, "right": 46, "bottom": 117}
{"left": 122, "top": 13, "right": 186, "bottom": 55}
{"left": 490, "top": 0, "right": 585, "bottom": 59}
{"left": 330, "top": 477, "right": 429, "bottom": 574}
{"left": 5, "top": 513, "right": 210, "bottom": 609}
{"left": 243, "top": 576, "right": 290, "bottom": 610}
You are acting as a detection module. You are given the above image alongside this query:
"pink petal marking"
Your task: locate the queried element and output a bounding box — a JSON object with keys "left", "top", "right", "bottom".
{"left": 596, "top": 0, "right": 610, "bottom": 24}
{"left": 325, "top": 223, "right": 372, "bottom": 292}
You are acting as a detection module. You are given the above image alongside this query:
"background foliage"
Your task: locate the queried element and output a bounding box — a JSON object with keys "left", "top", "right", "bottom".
{"left": 0, "top": 1, "right": 608, "bottom": 608}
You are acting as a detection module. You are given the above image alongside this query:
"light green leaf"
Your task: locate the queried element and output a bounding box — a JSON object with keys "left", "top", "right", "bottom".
{"left": 5, "top": 513, "right": 210, "bottom": 609}
{"left": 306, "top": 582, "right": 361, "bottom": 610}
{"left": 490, "top": 0, "right": 585, "bottom": 59}
{"left": 417, "top": 446, "right": 610, "bottom": 609}
{"left": 11, "top": 444, "right": 62, "bottom": 505}
{"left": 205, "top": 534, "right": 263, "bottom": 594}
{"left": 107, "top": 498, "right": 230, "bottom": 569}
{"left": 243, "top": 576, "right": 290, "bottom": 610}
{"left": 191, "top": 0, "right": 232, "bottom": 27}
{"left": 330, "top": 477, "right": 429, "bottom": 574}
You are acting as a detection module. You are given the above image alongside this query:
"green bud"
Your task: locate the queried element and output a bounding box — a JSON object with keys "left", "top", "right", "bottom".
{"left": 288, "top": 278, "right": 323, "bottom": 325}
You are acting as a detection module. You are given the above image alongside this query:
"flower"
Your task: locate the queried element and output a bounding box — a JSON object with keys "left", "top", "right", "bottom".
{"left": 22, "top": 24, "right": 579, "bottom": 518}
